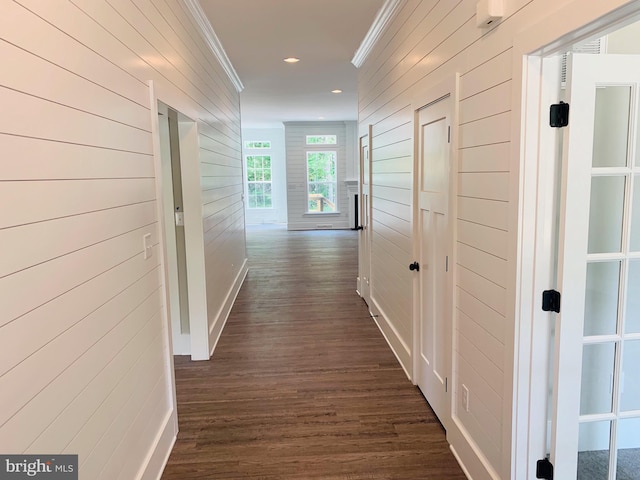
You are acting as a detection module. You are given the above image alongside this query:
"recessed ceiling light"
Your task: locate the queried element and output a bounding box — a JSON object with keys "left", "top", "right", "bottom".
{"left": 331, "top": 89, "right": 343, "bottom": 94}
{"left": 318, "top": 116, "right": 325, "bottom": 120}
{"left": 284, "top": 57, "right": 300, "bottom": 63}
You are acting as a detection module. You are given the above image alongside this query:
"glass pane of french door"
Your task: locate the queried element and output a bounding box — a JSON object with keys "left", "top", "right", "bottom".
{"left": 578, "top": 83, "right": 640, "bottom": 480}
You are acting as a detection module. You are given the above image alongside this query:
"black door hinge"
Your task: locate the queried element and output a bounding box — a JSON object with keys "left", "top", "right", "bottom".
{"left": 550, "top": 102, "right": 569, "bottom": 127}
{"left": 536, "top": 458, "right": 554, "bottom": 480}
{"left": 542, "top": 290, "right": 561, "bottom": 313}
{"left": 409, "top": 262, "right": 420, "bottom": 272}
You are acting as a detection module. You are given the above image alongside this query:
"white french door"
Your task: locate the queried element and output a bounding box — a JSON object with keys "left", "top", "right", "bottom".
{"left": 550, "top": 53, "right": 640, "bottom": 479}
{"left": 415, "top": 95, "right": 452, "bottom": 427}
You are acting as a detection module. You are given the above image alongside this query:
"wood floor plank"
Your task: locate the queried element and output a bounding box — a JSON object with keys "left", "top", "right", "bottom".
{"left": 161, "top": 225, "right": 466, "bottom": 479}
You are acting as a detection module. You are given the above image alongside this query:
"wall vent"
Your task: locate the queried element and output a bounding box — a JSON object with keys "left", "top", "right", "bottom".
{"left": 561, "top": 38, "right": 604, "bottom": 83}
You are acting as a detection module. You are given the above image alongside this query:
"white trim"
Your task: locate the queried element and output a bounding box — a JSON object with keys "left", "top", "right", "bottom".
{"left": 182, "top": 0, "right": 244, "bottom": 92}
{"left": 351, "top": 0, "right": 403, "bottom": 68}
{"left": 138, "top": 410, "right": 177, "bottom": 480}
{"left": 208, "top": 259, "right": 249, "bottom": 356}
{"left": 370, "top": 297, "right": 412, "bottom": 380}
{"left": 511, "top": 1, "right": 640, "bottom": 479}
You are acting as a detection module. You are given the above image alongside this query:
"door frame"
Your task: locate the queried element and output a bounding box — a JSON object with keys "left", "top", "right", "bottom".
{"left": 411, "top": 74, "right": 459, "bottom": 423}
{"left": 512, "top": 2, "right": 640, "bottom": 478}
{"left": 149, "top": 84, "right": 210, "bottom": 362}
{"left": 358, "top": 125, "right": 373, "bottom": 305}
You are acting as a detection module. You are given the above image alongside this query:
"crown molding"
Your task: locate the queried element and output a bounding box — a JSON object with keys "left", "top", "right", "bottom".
{"left": 183, "top": 0, "right": 244, "bottom": 92}
{"left": 351, "top": 0, "right": 403, "bottom": 68}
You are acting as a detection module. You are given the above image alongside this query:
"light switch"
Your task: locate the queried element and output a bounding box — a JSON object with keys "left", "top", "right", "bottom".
{"left": 143, "top": 233, "right": 152, "bottom": 260}
{"left": 175, "top": 212, "right": 184, "bottom": 226}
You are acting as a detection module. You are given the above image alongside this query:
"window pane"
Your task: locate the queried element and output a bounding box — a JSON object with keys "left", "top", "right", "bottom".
{"left": 629, "top": 176, "right": 640, "bottom": 252}
{"left": 580, "top": 343, "right": 615, "bottom": 415}
{"left": 244, "top": 140, "right": 271, "bottom": 149}
{"left": 306, "top": 151, "right": 337, "bottom": 212}
{"left": 617, "top": 418, "right": 640, "bottom": 479}
{"left": 246, "top": 155, "right": 272, "bottom": 209}
{"left": 306, "top": 135, "right": 337, "bottom": 145}
{"left": 588, "top": 176, "right": 625, "bottom": 254}
{"left": 620, "top": 340, "right": 640, "bottom": 411}
{"left": 626, "top": 261, "right": 640, "bottom": 334}
{"left": 592, "top": 86, "right": 631, "bottom": 168}
{"left": 584, "top": 261, "right": 620, "bottom": 336}
{"left": 577, "top": 421, "right": 611, "bottom": 480}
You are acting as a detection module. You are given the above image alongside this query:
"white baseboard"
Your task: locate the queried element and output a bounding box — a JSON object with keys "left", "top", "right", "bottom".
{"left": 448, "top": 415, "right": 500, "bottom": 480}
{"left": 138, "top": 409, "right": 177, "bottom": 480}
{"left": 369, "top": 297, "right": 412, "bottom": 380}
{"left": 208, "top": 258, "right": 249, "bottom": 356}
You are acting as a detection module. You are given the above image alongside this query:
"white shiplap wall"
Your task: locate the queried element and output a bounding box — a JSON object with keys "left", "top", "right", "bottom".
{"left": 285, "top": 122, "right": 351, "bottom": 230}
{"left": 0, "top": 0, "right": 244, "bottom": 479}
{"left": 356, "top": 0, "right": 635, "bottom": 478}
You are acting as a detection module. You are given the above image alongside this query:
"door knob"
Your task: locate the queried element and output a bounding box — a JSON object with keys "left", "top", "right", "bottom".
{"left": 409, "top": 262, "right": 420, "bottom": 272}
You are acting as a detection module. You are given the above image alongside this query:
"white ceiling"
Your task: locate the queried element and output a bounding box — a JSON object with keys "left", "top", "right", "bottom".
{"left": 199, "top": 0, "right": 385, "bottom": 128}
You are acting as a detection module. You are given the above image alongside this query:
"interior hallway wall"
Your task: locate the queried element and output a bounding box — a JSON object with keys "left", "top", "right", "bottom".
{"left": 0, "top": 1, "right": 244, "bottom": 479}
{"left": 356, "top": 0, "right": 638, "bottom": 478}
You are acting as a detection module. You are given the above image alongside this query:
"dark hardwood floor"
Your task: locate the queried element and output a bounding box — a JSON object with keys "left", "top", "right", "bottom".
{"left": 161, "top": 225, "right": 466, "bottom": 479}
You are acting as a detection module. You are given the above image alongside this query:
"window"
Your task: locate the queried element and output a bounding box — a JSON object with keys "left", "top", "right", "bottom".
{"left": 244, "top": 140, "right": 271, "bottom": 149}
{"left": 307, "top": 151, "right": 337, "bottom": 213}
{"left": 246, "top": 155, "right": 272, "bottom": 208}
{"left": 306, "top": 135, "right": 337, "bottom": 145}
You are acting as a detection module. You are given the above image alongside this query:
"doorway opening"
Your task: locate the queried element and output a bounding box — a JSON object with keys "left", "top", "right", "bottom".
{"left": 155, "top": 101, "right": 209, "bottom": 361}
{"left": 520, "top": 12, "right": 640, "bottom": 480}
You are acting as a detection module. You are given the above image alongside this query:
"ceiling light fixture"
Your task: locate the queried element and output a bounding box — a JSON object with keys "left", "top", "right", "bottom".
{"left": 331, "top": 89, "right": 343, "bottom": 94}
{"left": 284, "top": 57, "right": 300, "bottom": 63}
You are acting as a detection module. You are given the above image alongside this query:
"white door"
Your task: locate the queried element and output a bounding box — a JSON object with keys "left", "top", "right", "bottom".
{"left": 416, "top": 96, "right": 452, "bottom": 427}
{"left": 359, "top": 133, "right": 371, "bottom": 305}
{"left": 550, "top": 54, "right": 640, "bottom": 479}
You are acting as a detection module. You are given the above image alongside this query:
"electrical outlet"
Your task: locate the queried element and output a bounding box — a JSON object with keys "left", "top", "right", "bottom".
{"left": 462, "top": 384, "right": 470, "bottom": 412}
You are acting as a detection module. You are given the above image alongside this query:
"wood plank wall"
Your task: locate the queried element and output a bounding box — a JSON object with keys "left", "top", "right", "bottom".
{"left": 285, "top": 122, "right": 350, "bottom": 230}
{"left": 356, "top": 0, "right": 613, "bottom": 477}
{"left": 0, "top": 0, "right": 244, "bottom": 478}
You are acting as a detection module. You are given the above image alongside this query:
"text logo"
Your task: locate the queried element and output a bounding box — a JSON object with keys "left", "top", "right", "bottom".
{"left": 0, "top": 456, "right": 77, "bottom": 480}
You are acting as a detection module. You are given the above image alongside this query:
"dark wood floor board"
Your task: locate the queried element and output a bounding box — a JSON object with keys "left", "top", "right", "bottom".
{"left": 161, "top": 225, "right": 466, "bottom": 479}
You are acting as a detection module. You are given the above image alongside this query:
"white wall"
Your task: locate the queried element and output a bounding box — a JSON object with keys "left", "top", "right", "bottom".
{"left": 242, "top": 127, "right": 288, "bottom": 224}
{"left": 0, "top": 0, "right": 245, "bottom": 478}
{"left": 356, "top": 0, "right": 639, "bottom": 478}
{"left": 285, "top": 121, "right": 352, "bottom": 230}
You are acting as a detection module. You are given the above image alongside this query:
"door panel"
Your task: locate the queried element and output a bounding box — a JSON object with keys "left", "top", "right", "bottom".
{"left": 550, "top": 54, "right": 640, "bottom": 480}
{"left": 416, "top": 96, "right": 452, "bottom": 427}
{"left": 359, "top": 132, "right": 371, "bottom": 305}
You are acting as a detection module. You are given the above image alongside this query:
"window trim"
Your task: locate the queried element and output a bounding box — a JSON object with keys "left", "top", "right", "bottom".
{"left": 305, "top": 150, "right": 339, "bottom": 214}
{"left": 245, "top": 154, "right": 273, "bottom": 210}
{"left": 305, "top": 134, "right": 337, "bottom": 146}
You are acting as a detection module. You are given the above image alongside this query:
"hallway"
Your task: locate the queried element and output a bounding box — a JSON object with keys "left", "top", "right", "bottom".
{"left": 161, "top": 225, "right": 466, "bottom": 479}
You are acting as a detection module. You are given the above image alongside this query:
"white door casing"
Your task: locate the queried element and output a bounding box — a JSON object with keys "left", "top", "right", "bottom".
{"left": 550, "top": 53, "right": 640, "bottom": 479}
